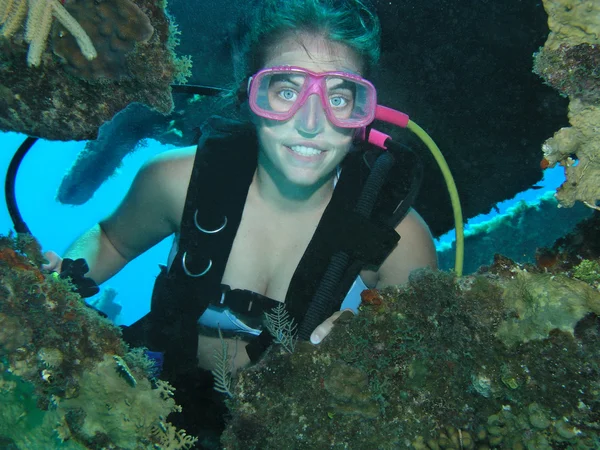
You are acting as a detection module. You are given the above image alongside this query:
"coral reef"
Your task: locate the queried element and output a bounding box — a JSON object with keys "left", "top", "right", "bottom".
{"left": 0, "top": 0, "right": 189, "bottom": 140}
{"left": 222, "top": 259, "right": 600, "bottom": 448}
{"left": 534, "top": 0, "right": 600, "bottom": 210}
{"left": 0, "top": 233, "right": 197, "bottom": 449}
{"left": 52, "top": 0, "right": 154, "bottom": 80}
{"left": 0, "top": 0, "right": 97, "bottom": 67}
{"left": 496, "top": 270, "right": 600, "bottom": 346}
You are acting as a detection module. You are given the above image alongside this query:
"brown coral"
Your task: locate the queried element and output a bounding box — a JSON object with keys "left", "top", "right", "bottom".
{"left": 52, "top": 0, "right": 154, "bottom": 80}
{"left": 0, "top": 313, "right": 32, "bottom": 352}
{"left": 535, "top": 0, "right": 600, "bottom": 211}
{"left": 0, "top": 234, "right": 126, "bottom": 390}
{"left": 0, "top": 0, "right": 97, "bottom": 67}
{"left": 0, "top": 233, "right": 197, "bottom": 448}
{"left": 0, "top": 0, "right": 177, "bottom": 140}
{"left": 534, "top": 43, "right": 600, "bottom": 103}
{"left": 0, "top": 246, "right": 43, "bottom": 280}
{"left": 222, "top": 268, "right": 600, "bottom": 449}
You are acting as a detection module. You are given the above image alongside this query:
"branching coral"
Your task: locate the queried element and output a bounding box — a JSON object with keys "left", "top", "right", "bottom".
{"left": 52, "top": 0, "right": 154, "bottom": 80}
{"left": 57, "top": 354, "right": 186, "bottom": 448}
{"left": 151, "top": 421, "right": 199, "bottom": 450}
{"left": 0, "top": 0, "right": 97, "bottom": 66}
{"left": 265, "top": 303, "right": 298, "bottom": 353}
{"left": 211, "top": 327, "right": 234, "bottom": 398}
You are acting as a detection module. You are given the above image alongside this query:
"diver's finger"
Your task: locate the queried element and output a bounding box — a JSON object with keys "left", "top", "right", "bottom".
{"left": 310, "top": 320, "right": 334, "bottom": 345}
{"left": 41, "top": 251, "right": 63, "bottom": 272}
{"left": 310, "top": 309, "right": 354, "bottom": 345}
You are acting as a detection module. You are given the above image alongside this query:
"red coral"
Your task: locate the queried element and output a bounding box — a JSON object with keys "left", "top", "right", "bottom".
{"left": 360, "top": 289, "right": 383, "bottom": 306}
{"left": 540, "top": 158, "right": 550, "bottom": 170}
{"left": 0, "top": 248, "right": 44, "bottom": 281}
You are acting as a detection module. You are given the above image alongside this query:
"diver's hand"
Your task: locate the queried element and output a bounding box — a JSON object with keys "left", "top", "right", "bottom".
{"left": 43, "top": 254, "right": 100, "bottom": 298}
{"left": 310, "top": 309, "right": 355, "bottom": 345}
{"left": 41, "top": 251, "right": 63, "bottom": 273}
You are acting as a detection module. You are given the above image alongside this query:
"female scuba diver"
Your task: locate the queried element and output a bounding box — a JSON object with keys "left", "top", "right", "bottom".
{"left": 43, "top": 0, "right": 437, "bottom": 443}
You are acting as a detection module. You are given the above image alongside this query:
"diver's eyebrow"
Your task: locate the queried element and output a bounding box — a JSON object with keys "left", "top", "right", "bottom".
{"left": 328, "top": 79, "right": 354, "bottom": 90}
{"left": 272, "top": 74, "right": 304, "bottom": 86}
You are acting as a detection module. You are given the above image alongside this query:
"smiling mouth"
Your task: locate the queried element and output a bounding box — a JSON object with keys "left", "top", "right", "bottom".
{"left": 288, "top": 145, "right": 324, "bottom": 156}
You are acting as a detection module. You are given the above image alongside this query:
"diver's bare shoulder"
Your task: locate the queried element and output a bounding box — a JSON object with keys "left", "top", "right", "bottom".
{"left": 375, "top": 208, "right": 438, "bottom": 288}
{"left": 146, "top": 145, "right": 197, "bottom": 230}
{"left": 99, "top": 146, "right": 196, "bottom": 261}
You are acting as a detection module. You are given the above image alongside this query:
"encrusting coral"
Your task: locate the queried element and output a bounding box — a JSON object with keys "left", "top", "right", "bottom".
{"left": 0, "top": 233, "right": 197, "bottom": 449}
{"left": 0, "top": 0, "right": 97, "bottom": 67}
{"left": 0, "top": 0, "right": 186, "bottom": 140}
{"left": 222, "top": 254, "right": 600, "bottom": 449}
{"left": 534, "top": 0, "right": 600, "bottom": 211}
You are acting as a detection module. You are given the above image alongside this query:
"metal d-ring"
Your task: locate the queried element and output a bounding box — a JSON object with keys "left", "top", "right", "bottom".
{"left": 182, "top": 251, "right": 212, "bottom": 277}
{"left": 194, "top": 210, "right": 227, "bottom": 234}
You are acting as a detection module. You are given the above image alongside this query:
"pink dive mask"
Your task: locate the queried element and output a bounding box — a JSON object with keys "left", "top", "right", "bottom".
{"left": 247, "top": 66, "right": 377, "bottom": 128}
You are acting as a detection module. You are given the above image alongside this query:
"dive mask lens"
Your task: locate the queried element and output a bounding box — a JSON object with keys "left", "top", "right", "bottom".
{"left": 249, "top": 67, "right": 376, "bottom": 128}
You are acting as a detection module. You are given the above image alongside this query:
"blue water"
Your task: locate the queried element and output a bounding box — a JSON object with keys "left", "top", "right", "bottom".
{"left": 435, "top": 165, "right": 565, "bottom": 248}
{"left": 0, "top": 132, "right": 172, "bottom": 326}
{"left": 0, "top": 131, "right": 565, "bottom": 325}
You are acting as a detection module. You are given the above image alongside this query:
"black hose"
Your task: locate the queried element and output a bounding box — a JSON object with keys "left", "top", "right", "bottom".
{"left": 383, "top": 140, "right": 424, "bottom": 227}
{"left": 298, "top": 151, "right": 396, "bottom": 340}
{"left": 297, "top": 252, "right": 351, "bottom": 340}
{"left": 5, "top": 136, "right": 37, "bottom": 234}
{"left": 171, "top": 84, "right": 232, "bottom": 97}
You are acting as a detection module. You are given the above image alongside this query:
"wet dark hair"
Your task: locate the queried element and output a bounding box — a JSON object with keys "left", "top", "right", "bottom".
{"left": 232, "top": 0, "right": 381, "bottom": 90}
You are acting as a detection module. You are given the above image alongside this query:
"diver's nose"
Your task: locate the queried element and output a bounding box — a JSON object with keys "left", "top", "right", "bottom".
{"left": 294, "top": 94, "right": 326, "bottom": 135}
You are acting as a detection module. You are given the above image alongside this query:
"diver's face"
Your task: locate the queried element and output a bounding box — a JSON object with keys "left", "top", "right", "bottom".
{"left": 255, "top": 33, "right": 364, "bottom": 187}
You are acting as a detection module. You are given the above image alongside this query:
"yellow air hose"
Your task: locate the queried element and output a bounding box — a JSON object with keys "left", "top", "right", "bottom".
{"left": 407, "top": 120, "right": 464, "bottom": 276}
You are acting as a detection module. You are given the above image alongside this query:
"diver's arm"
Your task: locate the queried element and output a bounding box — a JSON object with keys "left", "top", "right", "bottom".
{"left": 59, "top": 147, "right": 195, "bottom": 284}
{"left": 375, "top": 208, "right": 438, "bottom": 288}
{"left": 61, "top": 224, "right": 129, "bottom": 284}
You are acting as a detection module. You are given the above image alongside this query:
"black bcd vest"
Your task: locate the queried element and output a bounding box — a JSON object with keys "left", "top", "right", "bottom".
{"left": 122, "top": 116, "right": 422, "bottom": 377}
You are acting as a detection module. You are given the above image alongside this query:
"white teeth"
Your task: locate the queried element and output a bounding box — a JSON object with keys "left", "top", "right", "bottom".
{"left": 289, "top": 145, "right": 323, "bottom": 156}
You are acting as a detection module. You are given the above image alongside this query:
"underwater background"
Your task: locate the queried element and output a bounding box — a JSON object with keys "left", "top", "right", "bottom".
{"left": 2, "top": 0, "right": 600, "bottom": 448}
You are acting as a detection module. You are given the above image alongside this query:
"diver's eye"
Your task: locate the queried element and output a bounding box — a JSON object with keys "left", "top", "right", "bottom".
{"left": 279, "top": 89, "right": 298, "bottom": 102}
{"left": 329, "top": 96, "right": 348, "bottom": 108}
